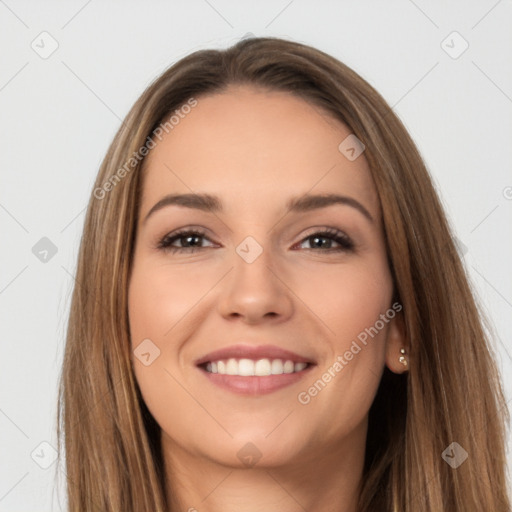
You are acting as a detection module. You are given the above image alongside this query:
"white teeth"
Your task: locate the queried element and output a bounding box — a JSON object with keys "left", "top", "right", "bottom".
{"left": 204, "top": 358, "right": 309, "bottom": 376}
{"left": 254, "top": 359, "right": 271, "bottom": 376}
{"left": 226, "top": 358, "right": 238, "bottom": 375}
{"left": 238, "top": 358, "right": 255, "bottom": 376}
{"left": 283, "top": 360, "right": 295, "bottom": 374}
{"left": 294, "top": 362, "right": 307, "bottom": 372}
{"left": 271, "top": 359, "right": 283, "bottom": 374}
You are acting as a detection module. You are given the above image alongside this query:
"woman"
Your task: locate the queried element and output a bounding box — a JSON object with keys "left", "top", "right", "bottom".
{"left": 57, "top": 36, "right": 510, "bottom": 511}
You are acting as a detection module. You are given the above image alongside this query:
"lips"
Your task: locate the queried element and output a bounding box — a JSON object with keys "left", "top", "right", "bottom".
{"left": 195, "top": 344, "right": 316, "bottom": 395}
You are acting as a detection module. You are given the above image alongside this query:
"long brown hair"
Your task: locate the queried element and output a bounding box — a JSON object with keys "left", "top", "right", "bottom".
{"left": 57, "top": 36, "right": 510, "bottom": 511}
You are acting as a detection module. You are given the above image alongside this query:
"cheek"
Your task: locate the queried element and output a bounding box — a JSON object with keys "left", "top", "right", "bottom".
{"left": 128, "top": 260, "right": 220, "bottom": 343}
{"left": 294, "top": 260, "right": 393, "bottom": 437}
{"left": 305, "top": 259, "right": 393, "bottom": 354}
{"left": 127, "top": 262, "right": 197, "bottom": 400}
{"left": 127, "top": 261, "right": 202, "bottom": 445}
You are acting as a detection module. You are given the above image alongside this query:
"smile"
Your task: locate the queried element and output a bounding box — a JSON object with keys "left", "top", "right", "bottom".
{"left": 203, "top": 358, "right": 309, "bottom": 376}
{"left": 198, "top": 359, "right": 314, "bottom": 395}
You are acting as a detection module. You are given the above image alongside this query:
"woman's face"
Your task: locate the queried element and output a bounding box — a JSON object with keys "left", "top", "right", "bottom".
{"left": 128, "top": 86, "right": 405, "bottom": 469}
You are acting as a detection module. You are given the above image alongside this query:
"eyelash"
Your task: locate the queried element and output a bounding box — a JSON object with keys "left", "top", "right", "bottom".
{"left": 156, "top": 227, "right": 355, "bottom": 254}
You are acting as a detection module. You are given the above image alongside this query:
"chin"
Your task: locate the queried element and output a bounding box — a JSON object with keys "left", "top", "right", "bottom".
{"left": 200, "top": 430, "right": 307, "bottom": 469}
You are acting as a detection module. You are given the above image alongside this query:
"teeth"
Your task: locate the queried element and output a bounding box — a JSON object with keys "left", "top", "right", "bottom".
{"left": 271, "top": 359, "right": 283, "bottom": 374}
{"left": 226, "top": 358, "right": 238, "bottom": 375}
{"left": 283, "top": 360, "right": 294, "bottom": 373}
{"left": 255, "top": 359, "right": 271, "bottom": 376}
{"left": 294, "top": 362, "right": 307, "bottom": 372}
{"left": 238, "top": 358, "right": 255, "bottom": 376}
{"left": 204, "top": 358, "right": 309, "bottom": 376}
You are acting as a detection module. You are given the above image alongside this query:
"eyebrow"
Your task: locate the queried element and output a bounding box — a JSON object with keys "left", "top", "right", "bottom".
{"left": 143, "top": 192, "right": 374, "bottom": 224}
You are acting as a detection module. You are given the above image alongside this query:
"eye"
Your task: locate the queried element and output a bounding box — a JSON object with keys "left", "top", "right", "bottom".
{"left": 157, "top": 229, "right": 215, "bottom": 253}
{"left": 295, "top": 227, "right": 355, "bottom": 252}
{"left": 156, "top": 227, "right": 355, "bottom": 254}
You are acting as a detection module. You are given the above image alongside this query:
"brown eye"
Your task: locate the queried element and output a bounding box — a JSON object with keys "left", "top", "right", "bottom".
{"left": 156, "top": 227, "right": 354, "bottom": 254}
{"left": 157, "top": 229, "right": 214, "bottom": 253}
{"left": 296, "top": 228, "right": 354, "bottom": 252}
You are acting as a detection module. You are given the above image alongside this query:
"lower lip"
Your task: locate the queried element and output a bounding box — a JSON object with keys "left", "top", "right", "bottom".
{"left": 198, "top": 365, "right": 314, "bottom": 395}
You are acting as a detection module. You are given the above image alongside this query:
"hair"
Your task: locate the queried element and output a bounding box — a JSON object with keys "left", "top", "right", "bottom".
{"left": 57, "top": 36, "right": 510, "bottom": 511}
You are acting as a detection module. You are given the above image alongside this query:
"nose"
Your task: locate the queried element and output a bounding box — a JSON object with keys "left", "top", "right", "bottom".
{"left": 216, "top": 244, "right": 294, "bottom": 325}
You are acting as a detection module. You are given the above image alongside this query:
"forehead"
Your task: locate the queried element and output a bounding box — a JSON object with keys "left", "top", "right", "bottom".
{"left": 140, "top": 86, "right": 380, "bottom": 220}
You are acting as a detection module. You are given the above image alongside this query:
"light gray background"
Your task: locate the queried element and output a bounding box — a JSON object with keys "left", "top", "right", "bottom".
{"left": 1, "top": 1, "right": 511, "bottom": 510}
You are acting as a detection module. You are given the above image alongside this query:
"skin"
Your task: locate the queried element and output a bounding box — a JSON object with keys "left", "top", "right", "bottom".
{"left": 128, "top": 85, "right": 407, "bottom": 512}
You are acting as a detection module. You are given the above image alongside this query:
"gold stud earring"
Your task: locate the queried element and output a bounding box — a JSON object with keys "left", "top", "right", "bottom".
{"left": 399, "top": 347, "right": 408, "bottom": 367}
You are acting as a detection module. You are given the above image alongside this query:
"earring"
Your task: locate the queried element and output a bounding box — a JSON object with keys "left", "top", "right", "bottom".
{"left": 399, "top": 347, "right": 408, "bottom": 367}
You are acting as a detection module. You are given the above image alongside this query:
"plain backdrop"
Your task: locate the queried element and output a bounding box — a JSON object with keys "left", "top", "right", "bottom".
{"left": 1, "top": 1, "right": 511, "bottom": 510}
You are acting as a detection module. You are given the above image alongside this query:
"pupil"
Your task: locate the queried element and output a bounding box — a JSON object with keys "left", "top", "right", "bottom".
{"left": 312, "top": 236, "right": 329, "bottom": 248}
{"left": 185, "top": 235, "right": 200, "bottom": 246}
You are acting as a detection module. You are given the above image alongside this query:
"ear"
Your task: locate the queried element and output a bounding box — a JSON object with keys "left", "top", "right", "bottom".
{"left": 384, "top": 310, "right": 409, "bottom": 374}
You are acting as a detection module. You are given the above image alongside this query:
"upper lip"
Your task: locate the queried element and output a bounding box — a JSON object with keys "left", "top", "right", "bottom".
{"left": 194, "top": 344, "right": 316, "bottom": 366}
